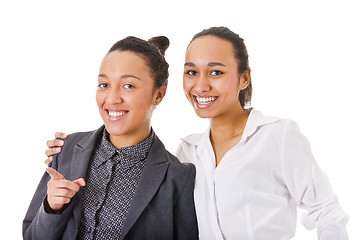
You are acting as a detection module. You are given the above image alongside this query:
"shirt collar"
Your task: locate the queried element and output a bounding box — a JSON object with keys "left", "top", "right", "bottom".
{"left": 181, "top": 108, "right": 279, "bottom": 146}
{"left": 95, "top": 128, "right": 154, "bottom": 168}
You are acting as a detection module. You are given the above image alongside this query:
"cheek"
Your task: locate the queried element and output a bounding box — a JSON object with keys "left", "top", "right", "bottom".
{"left": 220, "top": 76, "right": 240, "bottom": 95}
{"left": 95, "top": 92, "right": 104, "bottom": 107}
{"left": 130, "top": 93, "right": 154, "bottom": 112}
{"left": 183, "top": 78, "right": 193, "bottom": 95}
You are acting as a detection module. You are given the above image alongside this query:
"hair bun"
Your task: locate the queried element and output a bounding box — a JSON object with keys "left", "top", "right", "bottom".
{"left": 148, "top": 36, "right": 169, "bottom": 56}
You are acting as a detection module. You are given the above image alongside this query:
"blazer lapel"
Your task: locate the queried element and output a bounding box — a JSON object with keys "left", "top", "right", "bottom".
{"left": 121, "top": 134, "right": 169, "bottom": 239}
{"left": 69, "top": 126, "right": 104, "bottom": 233}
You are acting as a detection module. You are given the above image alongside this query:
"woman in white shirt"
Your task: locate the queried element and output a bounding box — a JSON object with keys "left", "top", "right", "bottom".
{"left": 177, "top": 26, "right": 348, "bottom": 240}
{"left": 45, "top": 27, "right": 348, "bottom": 239}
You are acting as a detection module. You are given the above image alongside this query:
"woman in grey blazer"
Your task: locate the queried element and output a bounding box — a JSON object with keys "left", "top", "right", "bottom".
{"left": 23, "top": 36, "right": 198, "bottom": 240}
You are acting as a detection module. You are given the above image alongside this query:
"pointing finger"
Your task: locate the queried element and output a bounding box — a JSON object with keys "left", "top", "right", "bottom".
{"left": 46, "top": 167, "right": 65, "bottom": 180}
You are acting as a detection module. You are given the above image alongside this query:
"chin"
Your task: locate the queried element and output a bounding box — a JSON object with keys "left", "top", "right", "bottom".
{"left": 104, "top": 124, "right": 127, "bottom": 136}
{"left": 194, "top": 109, "right": 215, "bottom": 119}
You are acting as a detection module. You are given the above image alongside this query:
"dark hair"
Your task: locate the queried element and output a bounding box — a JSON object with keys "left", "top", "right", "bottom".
{"left": 190, "top": 27, "right": 252, "bottom": 108}
{"left": 108, "top": 36, "right": 169, "bottom": 89}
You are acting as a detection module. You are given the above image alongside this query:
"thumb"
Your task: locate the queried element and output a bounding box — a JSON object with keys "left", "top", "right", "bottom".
{"left": 73, "top": 178, "right": 86, "bottom": 187}
{"left": 46, "top": 167, "right": 65, "bottom": 180}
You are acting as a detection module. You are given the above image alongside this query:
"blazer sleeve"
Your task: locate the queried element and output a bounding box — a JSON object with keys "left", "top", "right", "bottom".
{"left": 173, "top": 162, "right": 199, "bottom": 240}
{"left": 22, "top": 149, "right": 75, "bottom": 240}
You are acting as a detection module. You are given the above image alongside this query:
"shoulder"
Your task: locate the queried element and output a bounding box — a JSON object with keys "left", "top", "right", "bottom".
{"left": 245, "top": 109, "right": 300, "bottom": 138}
{"left": 63, "top": 131, "right": 94, "bottom": 146}
{"left": 178, "top": 129, "right": 208, "bottom": 149}
{"left": 165, "top": 150, "right": 196, "bottom": 176}
{"left": 152, "top": 134, "right": 196, "bottom": 180}
{"left": 50, "top": 126, "right": 104, "bottom": 168}
{"left": 62, "top": 126, "right": 104, "bottom": 149}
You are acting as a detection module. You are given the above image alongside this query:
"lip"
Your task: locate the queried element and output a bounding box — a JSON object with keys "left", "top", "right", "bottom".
{"left": 105, "top": 109, "right": 129, "bottom": 121}
{"left": 192, "top": 95, "right": 218, "bottom": 109}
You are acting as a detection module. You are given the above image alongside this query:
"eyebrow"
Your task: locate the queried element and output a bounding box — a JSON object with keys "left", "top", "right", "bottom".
{"left": 208, "top": 62, "right": 226, "bottom": 67}
{"left": 98, "top": 74, "right": 141, "bottom": 80}
{"left": 184, "top": 62, "right": 226, "bottom": 67}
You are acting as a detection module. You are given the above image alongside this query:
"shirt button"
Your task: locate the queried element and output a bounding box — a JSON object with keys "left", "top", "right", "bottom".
{"left": 95, "top": 201, "right": 100, "bottom": 207}
{"left": 87, "top": 227, "right": 92, "bottom": 234}
{"left": 106, "top": 174, "right": 111, "bottom": 180}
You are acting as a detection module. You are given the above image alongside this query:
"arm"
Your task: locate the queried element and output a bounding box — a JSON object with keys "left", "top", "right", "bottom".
{"left": 173, "top": 163, "right": 199, "bottom": 240}
{"left": 23, "top": 159, "right": 70, "bottom": 240}
{"left": 23, "top": 143, "right": 85, "bottom": 240}
{"left": 281, "top": 121, "right": 348, "bottom": 240}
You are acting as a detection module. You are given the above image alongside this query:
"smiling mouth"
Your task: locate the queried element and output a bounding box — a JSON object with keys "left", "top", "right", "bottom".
{"left": 194, "top": 95, "right": 218, "bottom": 104}
{"left": 107, "top": 110, "right": 128, "bottom": 118}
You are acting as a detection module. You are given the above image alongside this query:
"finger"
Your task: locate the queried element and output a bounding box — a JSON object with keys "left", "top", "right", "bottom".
{"left": 47, "top": 179, "right": 81, "bottom": 193}
{"left": 44, "top": 156, "right": 53, "bottom": 165}
{"left": 55, "top": 132, "right": 68, "bottom": 139}
{"left": 46, "top": 167, "right": 65, "bottom": 180}
{"left": 73, "top": 178, "right": 86, "bottom": 187}
{"left": 45, "top": 148, "right": 61, "bottom": 157}
{"left": 46, "top": 139, "right": 64, "bottom": 148}
{"left": 48, "top": 188, "right": 77, "bottom": 198}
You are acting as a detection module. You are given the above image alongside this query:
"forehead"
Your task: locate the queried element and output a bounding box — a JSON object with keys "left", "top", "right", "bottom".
{"left": 100, "top": 50, "right": 150, "bottom": 74}
{"left": 186, "top": 36, "right": 235, "bottom": 62}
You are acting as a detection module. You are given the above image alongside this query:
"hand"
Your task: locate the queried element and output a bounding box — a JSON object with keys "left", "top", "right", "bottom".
{"left": 44, "top": 132, "right": 68, "bottom": 165}
{"left": 46, "top": 167, "right": 85, "bottom": 211}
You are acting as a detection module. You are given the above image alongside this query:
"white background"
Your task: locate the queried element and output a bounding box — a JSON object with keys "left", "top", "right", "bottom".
{"left": 1, "top": 0, "right": 361, "bottom": 239}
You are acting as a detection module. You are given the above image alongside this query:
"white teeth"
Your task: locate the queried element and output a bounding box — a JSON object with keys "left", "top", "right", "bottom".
{"left": 108, "top": 111, "right": 126, "bottom": 117}
{"left": 196, "top": 96, "right": 217, "bottom": 104}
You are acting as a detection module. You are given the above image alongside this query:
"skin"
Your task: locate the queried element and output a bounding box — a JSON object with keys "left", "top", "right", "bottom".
{"left": 45, "top": 50, "right": 166, "bottom": 210}
{"left": 96, "top": 50, "right": 166, "bottom": 148}
{"left": 183, "top": 36, "right": 251, "bottom": 166}
{"left": 46, "top": 167, "right": 85, "bottom": 210}
{"left": 46, "top": 36, "right": 250, "bottom": 167}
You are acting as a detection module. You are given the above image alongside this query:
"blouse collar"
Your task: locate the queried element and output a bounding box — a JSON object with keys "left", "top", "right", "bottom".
{"left": 181, "top": 108, "right": 280, "bottom": 146}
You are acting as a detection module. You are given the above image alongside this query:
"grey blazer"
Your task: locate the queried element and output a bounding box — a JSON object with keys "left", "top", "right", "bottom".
{"left": 23, "top": 126, "right": 198, "bottom": 240}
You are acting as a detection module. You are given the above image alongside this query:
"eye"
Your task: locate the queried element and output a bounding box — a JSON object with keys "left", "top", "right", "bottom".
{"left": 98, "top": 83, "right": 109, "bottom": 89}
{"left": 210, "top": 70, "right": 223, "bottom": 76}
{"left": 124, "top": 84, "right": 135, "bottom": 89}
{"left": 185, "top": 70, "right": 197, "bottom": 76}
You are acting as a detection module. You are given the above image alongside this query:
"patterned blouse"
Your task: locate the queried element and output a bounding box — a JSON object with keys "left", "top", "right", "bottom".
{"left": 78, "top": 129, "right": 154, "bottom": 239}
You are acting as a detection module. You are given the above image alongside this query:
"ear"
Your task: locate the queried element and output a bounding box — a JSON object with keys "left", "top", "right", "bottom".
{"left": 153, "top": 85, "right": 167, "bottom": 106}
{"left": 239, "top": 70, "right": 251, "bottom": 91}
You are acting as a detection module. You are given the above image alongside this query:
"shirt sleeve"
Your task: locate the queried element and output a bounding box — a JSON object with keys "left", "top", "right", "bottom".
{"left": 281, "top": 121, "right": 349, "bottom": 239}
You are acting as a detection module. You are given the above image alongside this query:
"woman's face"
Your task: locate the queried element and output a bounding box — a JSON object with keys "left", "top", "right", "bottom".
{"left": 183, "top": 36, "right": 249, "bottom": 119}
{"left": 96, "top": 50, "right": 164, "bottom": 139}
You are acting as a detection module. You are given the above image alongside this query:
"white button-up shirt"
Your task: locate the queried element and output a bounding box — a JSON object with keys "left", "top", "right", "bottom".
{"left": 176, "top": 109, "right": 348, "bottom": 240}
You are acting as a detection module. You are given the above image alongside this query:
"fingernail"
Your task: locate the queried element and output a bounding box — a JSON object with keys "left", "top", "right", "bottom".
{"left": 55, "top": 148, "right": 61, "bottom": 153}
{"left": 57, "top": 140, "right": 64, "bottom": 146}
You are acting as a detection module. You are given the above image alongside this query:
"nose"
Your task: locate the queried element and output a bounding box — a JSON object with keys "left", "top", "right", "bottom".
{"left": 194, "top": 74, "right": 211, "bottom": 93}
{"left": 106, "top": 87, "right": 123, "bottom": 105}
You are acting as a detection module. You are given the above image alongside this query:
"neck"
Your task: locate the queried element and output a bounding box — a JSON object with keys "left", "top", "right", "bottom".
{"left": 209, "top": 106, "right": 250, "bottom": 142}
{"left": 109, "top": 126, "right": 151, "bottom": 149}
